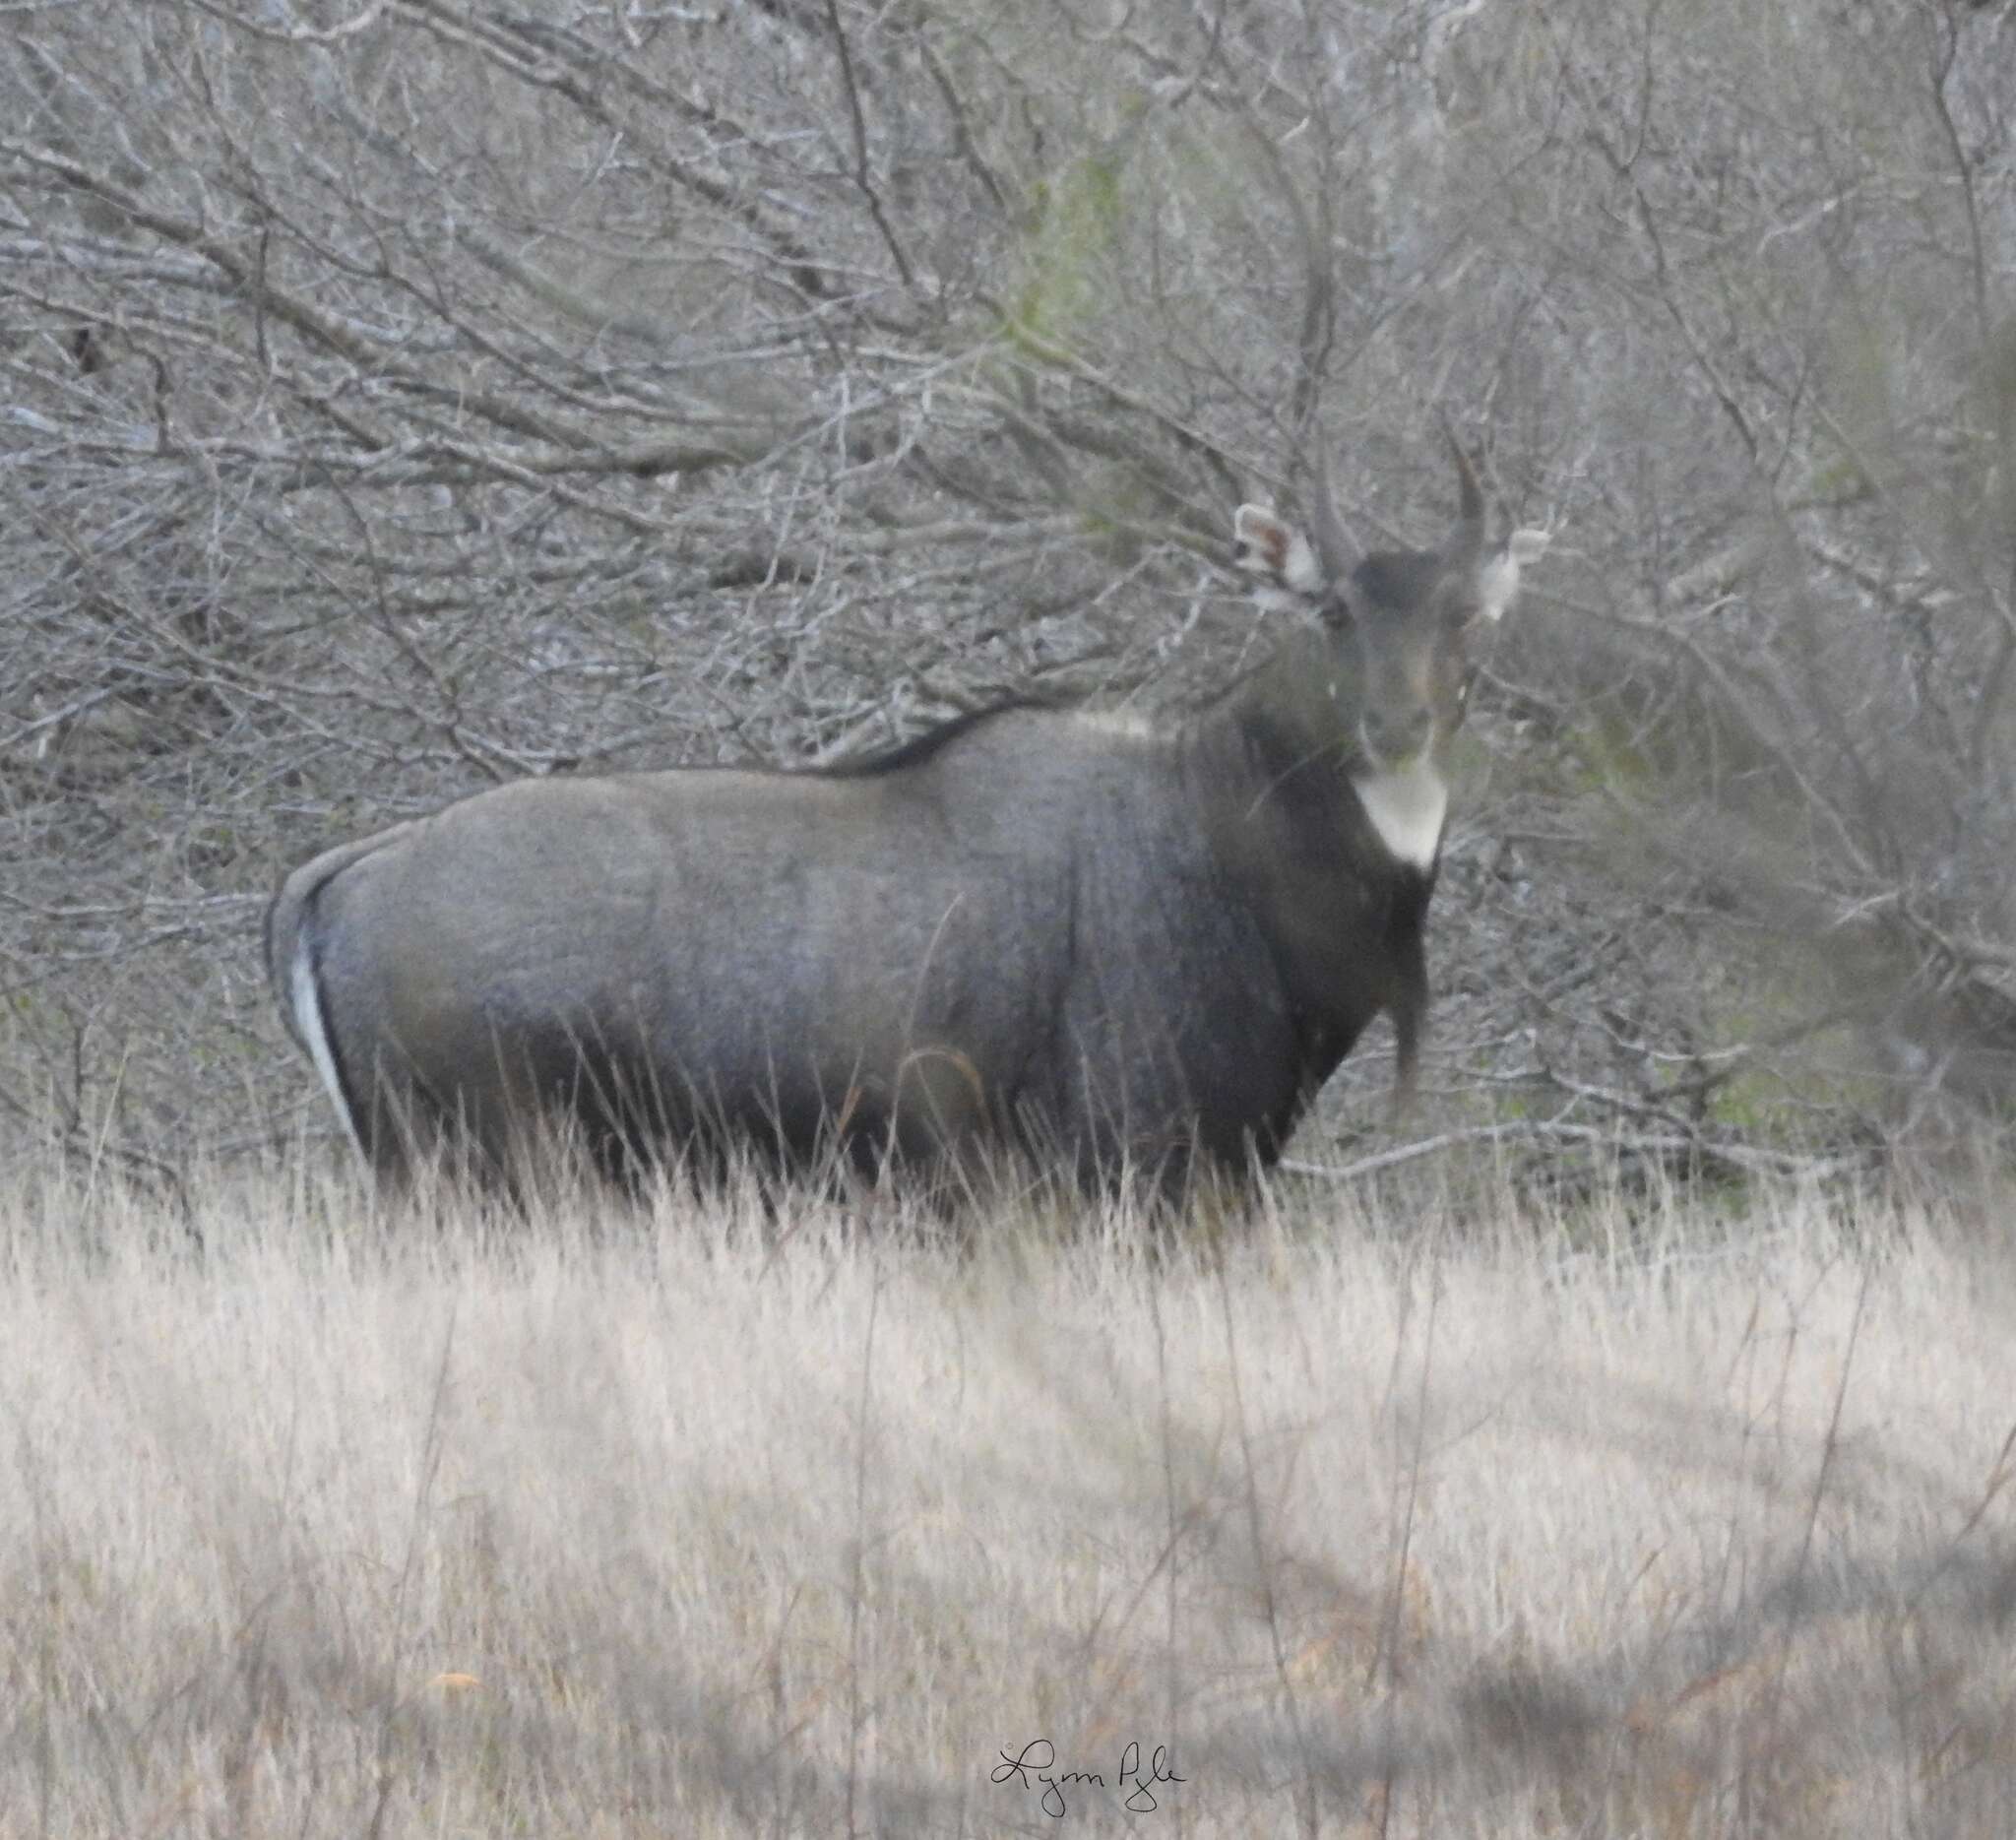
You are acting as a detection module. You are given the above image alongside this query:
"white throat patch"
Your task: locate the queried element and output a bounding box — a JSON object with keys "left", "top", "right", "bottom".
{"left": 1352, "top": 752, "right": 1449, "bottom": 869}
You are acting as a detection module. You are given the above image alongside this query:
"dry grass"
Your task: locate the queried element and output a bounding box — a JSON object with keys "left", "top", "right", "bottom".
{"left": 3, "top": 1161, "right": 2016, "bottom": 1836}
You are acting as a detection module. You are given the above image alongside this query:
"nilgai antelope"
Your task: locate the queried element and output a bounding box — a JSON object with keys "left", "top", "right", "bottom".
{"left": 267, "top": 445, "right": 1546, "bottom": 1198}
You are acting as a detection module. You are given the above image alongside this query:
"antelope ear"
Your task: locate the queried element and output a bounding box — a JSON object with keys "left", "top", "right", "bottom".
{"left": 1233, "top": 504, "right": 1322, "bottom": 597}
{"left": 1475, "top": 526, "right": 1549, "bottom": 623}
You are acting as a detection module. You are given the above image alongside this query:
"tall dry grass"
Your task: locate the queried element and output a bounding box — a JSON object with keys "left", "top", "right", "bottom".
{"left": 2, "top": 1160, "right": 2014, "bottom": 1836}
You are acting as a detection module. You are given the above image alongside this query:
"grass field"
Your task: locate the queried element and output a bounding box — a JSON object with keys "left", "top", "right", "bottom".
{"left": 3, "top": 1161, "right": 2014, "bottom": 1837}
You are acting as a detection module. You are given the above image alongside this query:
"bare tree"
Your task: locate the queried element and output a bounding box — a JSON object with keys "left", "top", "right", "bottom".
{"left": 3, "top": 0, "right": 2011, "bottom": 1185}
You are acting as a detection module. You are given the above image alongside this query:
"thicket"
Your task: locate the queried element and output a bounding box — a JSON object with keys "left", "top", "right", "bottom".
{"left": 5, "top": 0, "right": 2014, "bottom": 1187}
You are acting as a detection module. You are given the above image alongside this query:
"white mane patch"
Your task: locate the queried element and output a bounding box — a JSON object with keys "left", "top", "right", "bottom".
{"left": 290, "top": 930, "right": 367, "bottom": 1161}
{"left": 1077, "top": 708, "right": 1159, "bottom": 740}
{"left": 1352, "top": 752, "right": 1449, "bottom": 869}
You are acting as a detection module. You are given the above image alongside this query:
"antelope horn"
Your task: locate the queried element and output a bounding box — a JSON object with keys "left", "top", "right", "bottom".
{"left": 1443, "top": 424, "right": 1486, "bottom": 563}
{"left": 1308, "top": 443, "right": 1359, "bottom": 584}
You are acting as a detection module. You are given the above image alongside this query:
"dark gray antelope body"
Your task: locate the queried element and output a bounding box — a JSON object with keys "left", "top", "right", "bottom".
{"left": 267, "top": 452, "right": 1546, "bottom": 1195}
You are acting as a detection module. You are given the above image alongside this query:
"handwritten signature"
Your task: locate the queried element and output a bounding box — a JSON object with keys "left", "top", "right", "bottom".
{"left": 991, "top": 1739, "right": 1185, "bottom": 1817}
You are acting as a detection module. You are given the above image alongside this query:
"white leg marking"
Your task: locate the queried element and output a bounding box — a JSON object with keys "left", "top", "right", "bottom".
{"left": 290, "top": 931, "right": 367, "bottom": 1162}
{"left": 1352, "top": 753, "right": 1449, "bottom": 869}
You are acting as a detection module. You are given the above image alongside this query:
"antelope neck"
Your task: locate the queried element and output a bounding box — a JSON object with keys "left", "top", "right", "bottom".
{"left": 1350, "top": 750, "right": 1448, "bottom": 870}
